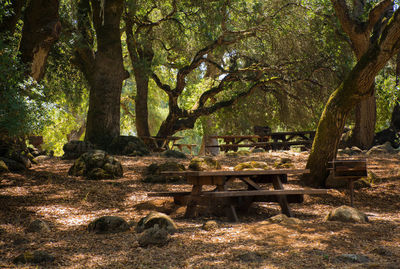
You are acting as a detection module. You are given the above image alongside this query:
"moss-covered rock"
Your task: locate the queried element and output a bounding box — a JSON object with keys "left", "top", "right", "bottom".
{"left": 68, "top": 150, "right": 123, "bottom": 179}
{"left": 143, "top": 161, "right": 185, "bottom": 183}
{"left": 13, "top": 251, "right": 55, "bottom": 264}
{"left": 108, "top": 136, "right": 150, "bottom": 156}
{"left": 234, "top": 161, "right": 270, "bottom": 171}
{"left": 88, "top": 216, "right": 130, "bottom": 234}
{"left": 273, "top": 157, "right": 294, "bottom": 168}
{"left": 0, "top": 160, "right": 8, "bottom": 173}
{"left": 251, "top": 148, "right": 266, "bottom": 153}
{"left": 188, "top": 157, "right": 221, "bottom": 171}
{"left": 325, "top": 205, "right": 368, "bottom": 223}
{"left": 136, "top": 211, "right": 177, "bottom": 234}
{"left": 62, "top": 140, "right": 95, "bottom": 160}
{"left": 137, "top": 225, "right": 170, "bottom": 247}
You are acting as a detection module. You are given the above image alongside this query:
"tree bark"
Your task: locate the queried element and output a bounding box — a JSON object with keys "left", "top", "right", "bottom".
{"left": 83, "top": 0, "right": 128, "bottom": 148}
{"left": 352, "top": 86, "right": 376, "bottom": 149}
{"left": 125, "top": 17, "right": 154, "bottom": 138}
{"left": 19, "top": 0, "right": 61, "bottom": 81}
{"left": 304, "top": 8, "right": 400, "bottom": 187}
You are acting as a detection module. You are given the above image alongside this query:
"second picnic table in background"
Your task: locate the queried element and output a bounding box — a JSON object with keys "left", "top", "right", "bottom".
{"left": 206, "top": 131, "right": 316, "bottom": 153}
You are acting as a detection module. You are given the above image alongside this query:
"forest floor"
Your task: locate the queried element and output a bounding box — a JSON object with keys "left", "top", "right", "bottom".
{"left": 0, "top": 150, "right": 399, "bottom": 268}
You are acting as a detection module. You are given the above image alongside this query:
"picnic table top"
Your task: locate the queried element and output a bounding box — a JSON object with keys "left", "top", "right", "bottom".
{"left": 161, "top": 168, "right": 310, "bottom": 177}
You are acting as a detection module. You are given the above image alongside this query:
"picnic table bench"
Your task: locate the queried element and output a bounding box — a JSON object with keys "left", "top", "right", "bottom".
{"left": 148, "top": 169, "right": 328, "bottom": 221}
{"left": 327, "top": 158, "right": 367, "bottom": 206}
{"left": 206, "top": 131, "right": 315, "bottom": 153}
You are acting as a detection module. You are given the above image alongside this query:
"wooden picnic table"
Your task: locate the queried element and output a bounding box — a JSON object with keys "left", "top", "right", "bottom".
{"left": 141, "top": 136, "right": 183, "bottom": 151}
{"left": 149, "top": 169, "right": 327, "bottom": 221}
{"left": 207, "top": 131, "right": 315, "bottom": 152}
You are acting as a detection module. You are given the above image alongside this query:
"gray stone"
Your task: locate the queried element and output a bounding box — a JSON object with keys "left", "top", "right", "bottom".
{"left": 137, "top": 224, "right": 170, "bottom": 247}
{"left": 372, "top": 247, "right": 393, "bottom": 256}
{"left": 136, "top": 211, "right": 177, "bottom": 234}
{"left": 13, "top": 250, "right": 55, "bottom": 264}
{"left": 202, "top": 220, "right": 218, "bottom": 231}
{"left": 34, "top": 155, "right": 52, "bottom": 163}
{"left": 325, "top": 206, "right": 368, "bottom": 223}
{"left": 88, "top": 216, "right": 130, "bottom": 234}
{"left": 336, "top": 254, "right": 370, "bottom": 263}
{"left": 26, "top": 220, "right": 51, "bottom": 233}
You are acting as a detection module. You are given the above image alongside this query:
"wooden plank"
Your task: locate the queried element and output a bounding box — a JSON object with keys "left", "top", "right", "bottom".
{"left": 272, "top": 175, "right": 293, "bottom": 217}
{"left": 162, "top": 169, "right": 310, "bottom": 177}
{"left": 186, "top": 175, "right": 226, "bottom": 185}
{"left": 203, "top": 189, "right": 328, "bottom": 197}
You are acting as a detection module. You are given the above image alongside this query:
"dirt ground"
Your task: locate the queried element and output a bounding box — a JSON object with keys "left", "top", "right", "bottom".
{"left": 0, "top": 150, "right": 399, "bottom": 268}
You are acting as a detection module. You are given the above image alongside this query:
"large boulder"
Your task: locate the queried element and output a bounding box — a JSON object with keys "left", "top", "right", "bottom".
{"left": 68, "top": 150, "right": 123, "bottom": 179}
{"left": 62, "top": 140, "right": 95, "bottom": 159}
{"left": 325, "top": 205, "right": 368, "bottom": 223}
{"left": 136, "top": 211, "right": 177, "bottom": 234}
{"left": 0, "top": 157, "right": 26, "bottom": 172}
{"left": 88, "top": 216, "right": 130, "bottom": 234}
{"left": 108, "top": 136, "right": 150, "bottom": 156}
{"left": 143, "top": 161, "right": 185, "bottom": 183}
{"left": 188, "top": 157, "right": 221, "bottom": 171}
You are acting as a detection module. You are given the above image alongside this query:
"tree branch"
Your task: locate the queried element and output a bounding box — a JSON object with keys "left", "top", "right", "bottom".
{"left": 367, "top": 0, "right": 392, "bottom": 33}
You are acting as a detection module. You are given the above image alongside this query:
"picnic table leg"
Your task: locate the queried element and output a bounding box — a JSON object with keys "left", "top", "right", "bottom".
{"left": 185, "top": 184, "right": 202, "bottom": 218}
{"left": 272, "top": 175, "right": 293, "bottom": 217}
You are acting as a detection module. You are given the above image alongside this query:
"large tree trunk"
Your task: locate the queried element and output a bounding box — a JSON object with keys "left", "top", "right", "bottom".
{"left": 84, "top": 0, "right": 128, "bottom": 148}
{"left": 351, "top": 89, "right": 376, "bottom": 149}
{"left": 304, "top": 9, "right": 400, "bottom": 186}
{"left": 19, "top": 0, "right": 61, "bottom": 81}
{"left": 125, "top": 25, "right": 154, "bottom": 138}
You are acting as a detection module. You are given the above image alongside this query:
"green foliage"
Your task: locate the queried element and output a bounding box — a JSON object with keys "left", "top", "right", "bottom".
{"left": 0, "top": 38, "right": 51, "bottom": 137}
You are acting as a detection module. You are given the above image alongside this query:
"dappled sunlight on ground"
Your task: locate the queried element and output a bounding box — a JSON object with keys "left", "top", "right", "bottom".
{"left": 0, "top": 151, "right": 399, "bottom": 268}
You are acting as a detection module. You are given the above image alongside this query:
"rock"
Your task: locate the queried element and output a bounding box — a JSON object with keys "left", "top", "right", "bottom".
{"left": 350, "top": 146, "right": 363, "bottom": 154}
{"left": 13, "top": 250, "right": 55, "bottom": 264}
{"left": 234, "top": 161, "right": 269, "bottom": 171}
{"left": 136, "top": 211, "right": 177, "bottom": 234}
{"left": 372, "top": 246, "right": 393, "bottom": 256}
{"left": 273, "top": 158, "right": 293, "bottom": 168}
{"left": 26, "top": 219, "right": 51, "bottom": 233}
{"left": 62, "top": 140, "right": 95, "bottom": 159}
{"left": 367, "top": 142, "right": 397, "bottom": 155}
{"left": 188, "top": 157, "right": 221, "bottom": 171}
{"left": 161, "top": 150, "right": 187, "bottom": 159}
{"left": 68, "top": 150, "right": 123, "bottom": 179}
{"left": 353, "top": 178, "right": 372, "bottom": 189}
{"left": 88, "top": 216, "right": 130, "bottom": 234}
{"left": 268, "top": 214, "right": 302, "bottom": 225}
{"left": 236, "top": 252, "right": 263, "bottom": 262}
{"left": 336, "top": 253, "right": 370, "bottom": 263}
{"left": 143, "top": 161, "right": 185, "bottom": 183}
{"left": 34, "top": 155, "right": 52, "bottom": 163}
{"left": 0, "top": 157, "right": 26, "bottom": 172}
{"left": 0, "top": 160, "right": 8, "bottom": 173}
{"left": 137, "top": 225, "right": 170, "bottom": 247}
{"left": 251, "top": 148, "right": 266, "bottom": 153}
{"left": 108, "top": 136, "right": 150, "bottom": 156}
{"left": 202, "top": 220, "right": 218, "bottom": 231}
{"left": 325, "top": 205, "right": 368, "bottom": 223}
